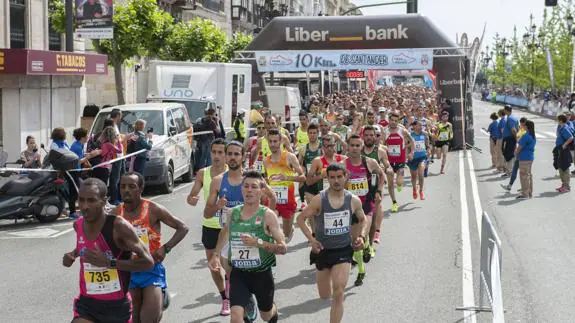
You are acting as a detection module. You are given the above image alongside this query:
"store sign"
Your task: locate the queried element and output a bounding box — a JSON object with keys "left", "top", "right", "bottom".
{"left": 345, "top": 70, "right": 365, "bottom": 78}
{"left": 0, "top": 49, "right": 108, "bottom": 75}
{"left": 255, "top": 49, "right": 433, "bottom": 72}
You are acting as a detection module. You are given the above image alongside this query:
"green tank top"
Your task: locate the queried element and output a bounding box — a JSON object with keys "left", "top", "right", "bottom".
{"left": 296, "top": 127, "right": 309, "bottom": 151}
{"left": 332, "top": 125, "right": 349, "bottom": 152}
{"left": 202, "top": 165, "right": 228, "bottom": 229}
{"left": 362, "top": 147, "right": 379, "bottom": 161}
{"left": 303, "top": 143, "right": 322, "bottom": 174}
{"left": 228, "top": 206, "right": 276, "bottom": 272}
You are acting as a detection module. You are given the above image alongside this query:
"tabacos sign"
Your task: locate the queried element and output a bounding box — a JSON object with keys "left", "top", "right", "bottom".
{"left": 285, "top": 25, "right": 409, "bottom": 42}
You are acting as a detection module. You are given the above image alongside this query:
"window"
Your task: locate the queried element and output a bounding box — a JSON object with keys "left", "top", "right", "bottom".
{"left": 232, "top": 75, "right": 238, "bottom": 117}
{"left": 48, "top": 0, "right": 62, "bottom": 51}
{"left": 91, "top": 111, "right": 165, "bottom": 136}
{"left": 239, "top": 75, "right": 245, "bottom": 94}
{"left": 166, "top": 110, "right": 176, "bottom": 134}
{"left": 10, "top": 0, "right": 26, "bottom": 49}
{"left": 170, "top": 107, "right": 189, "bottom": 133}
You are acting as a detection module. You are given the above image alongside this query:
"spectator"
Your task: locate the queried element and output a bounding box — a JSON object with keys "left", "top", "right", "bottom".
{"left": 233, "top": 109, "right": 247, "bottom": 143}
{"left": 19, "top": 135, "right": 41, "bottom": 169}
{"left": 108, "top": 109, "right": 124, "bottom": 205}
{"left": 515, "top": 120, "right": 536, "bottom": 199}
{"left": 195, "top": 107, "right": 220, "bottom": 169}
{"left": 91, "top": 126, "right": 121, "bottom": 187}
{"left": 568, "top": 93, "right": 575, "bottom": 112}
{"left": 50, "top": 128, "right": 79, "bottom": 219}
{"left": 553, "top": 114, "right": 573, "bottom": 193}
{"left": 68, "top": 128, "right": 96, "bottom": 219}
{"left": 502, "top": 117, "right": 527, "bottom": 191}
{"left": 485, "top": 113, "right": 501, "bottom": 169}
{"left": 127, "top": 119, "right": 153, "bottom": 175}
{"left": 501, "top": 105, "right": 519, "bottom": 177}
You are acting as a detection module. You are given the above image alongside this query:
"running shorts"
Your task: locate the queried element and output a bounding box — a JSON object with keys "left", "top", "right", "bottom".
{"left": 407, "top": 157, "right": 427, "bottom": 171}
{"left": 73, "top": 295, "right": 131, "bottom": 323}
{"left": 435, "top": 140, "right": 450, "bottom": 148}
{"left": 129, "top": 262, "right": 167, "bottom": 289}
{"left": 201, "top": 226, "right": 221, "bottom": 250}
{"left": 314, "top": 245, "right": 354, "bottom": 271}
{"left": 389, "top": 162, "right": 405, "bottom": 173}
{"left": 276, "top": 202, "right": 297, "bottom": 219}
{"left": 230, "top": 268, "right": 275, "bottom": 312}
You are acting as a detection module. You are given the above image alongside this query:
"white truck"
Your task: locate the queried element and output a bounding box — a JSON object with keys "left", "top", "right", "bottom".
{"left": 139, "top": 60, "right": 252, "bottom": 133}
{"left": 266, "top": 86, "right": 302, "bottom": 134}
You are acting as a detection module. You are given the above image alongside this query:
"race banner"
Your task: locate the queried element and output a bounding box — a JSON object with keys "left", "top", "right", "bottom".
{"left": 255, "top": 49, "right": 433, "bottom": 73}
{"left": 75, "top": 0, "right": 114, "bottom": 39}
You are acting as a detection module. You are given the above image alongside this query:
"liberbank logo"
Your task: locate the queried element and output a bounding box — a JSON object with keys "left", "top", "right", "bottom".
{"left": 285, "top": 25, "right": 409, "bottom": 42}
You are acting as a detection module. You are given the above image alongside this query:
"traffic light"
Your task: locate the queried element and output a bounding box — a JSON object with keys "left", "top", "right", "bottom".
{"left": 407, "top": 0, "right": 418, "bottom": 13}
{"left": 545, "top": 0, "right": 557, "bottom": 6}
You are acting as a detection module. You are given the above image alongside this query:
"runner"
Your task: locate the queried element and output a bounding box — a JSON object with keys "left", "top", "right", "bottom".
{"left": 62, "top": 178, "right": 154, "bottom": 323}
{"left": 264, "top": 129, "right": 306, "bottom": 242}
{"left": 208, "top": 171, "right": 287, "bottom": 323}
{"left": 117, "top": 172, "right": 189, "bottom": 323}
{"left": 298, "top": 124, "right": 322, "bottom": 209}
{"left": 295, "top": 111, "right": 310, "bottom": 152}
{"left": 204, "top": 141, "right": 277, "bottom": 320}
{"left": 382, "top": 111, "right": 415, "bottom": 213}
{"left": 408, "top": 121, "right": 431, "bottom": 200}
{"left": 319, "top": 118, "right": 347, "bottom": 153}
{"left": 434, "top": 112, "right": 453, "bottom": 174}
{"left": 345, "top": 134, "right": 385, "bottom": 286}
{"left": 332, "top": 114, "right": 350, "bottom": 154}
{"left": 187, "top": 138, "right": 230, "bottom": 316}
{"left": 297, "top": 163, "right": 366, "bottom": 323}
{"left": 251, "top": 115, "right": 293, "bottom": 163}
{"left": 245, "top": 122, "right": 266, "bottom": 172}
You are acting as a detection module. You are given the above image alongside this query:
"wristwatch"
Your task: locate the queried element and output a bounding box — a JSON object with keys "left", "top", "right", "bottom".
{"left": 257, "top": 238, "right": 264, "bottom": 247}
{"left": 109, "top": 258, "right": 117, "bottom": 269}
{"left": 164, "top": 245, "right": 172, "bottom": 254}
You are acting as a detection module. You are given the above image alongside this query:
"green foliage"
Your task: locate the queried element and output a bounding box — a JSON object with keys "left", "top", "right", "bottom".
{"left": 48, "top": 0, "right": 70, "bottom": 34}
{"left": 223, "top": 32, "right": 254, "bottom": 62}
{"left": 159, "top": 18, "right": 228, "bottom": 62}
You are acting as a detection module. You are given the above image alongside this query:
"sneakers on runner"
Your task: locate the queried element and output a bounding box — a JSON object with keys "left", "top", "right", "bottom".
{"left": 558, "top": 186, "right": 571, "bottom": 193}
{"left": 245, "top": 294, "right": 257, "bottom": 322}
{"left": 391, "top": 202, "right": 399, "bottom": 213}
{"left": 412, "top": 188, "right": 418, "bottom": 200}
{"left": 354, "top": 273, "right": 365, "bottom": 287}
{"left": 373, "top": 231, "right": 381, "bottom": 244}
{"left": 419, "top": 191, "right": 425, "bottom": 200}
{"left": 220, "top": 299, "right": 231, "bottom": 316}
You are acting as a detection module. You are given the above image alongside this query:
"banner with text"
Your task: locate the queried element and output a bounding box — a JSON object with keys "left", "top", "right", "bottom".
{"left": 255, "top": 49, "right": 433, "bottom": 73}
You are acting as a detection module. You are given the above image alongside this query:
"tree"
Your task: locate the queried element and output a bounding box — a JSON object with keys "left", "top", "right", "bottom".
{"left": 224, "top": 32, "right": 253, "bottom": 62}
{"left": 50, "top": 0, "right": 174, "bottom": 104}
{"left": 160, "top": 18, "right": 228, "bottom": 62}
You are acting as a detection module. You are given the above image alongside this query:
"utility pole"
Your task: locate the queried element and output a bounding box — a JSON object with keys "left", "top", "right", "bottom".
{"left": 406, "top": 0, "right": 418, "bottom": 13}
{"left": 65, "top": 0, "right": 74, "bottom": 52}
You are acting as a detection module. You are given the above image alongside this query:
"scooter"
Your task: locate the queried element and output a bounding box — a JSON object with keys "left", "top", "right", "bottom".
{"left": 0, "top": 145, "right": 78, "bottom": 223}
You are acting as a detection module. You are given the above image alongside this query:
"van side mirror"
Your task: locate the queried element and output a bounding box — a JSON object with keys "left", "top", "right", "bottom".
{"left": 169, "top": 126, "right": 177, "bottom": 136}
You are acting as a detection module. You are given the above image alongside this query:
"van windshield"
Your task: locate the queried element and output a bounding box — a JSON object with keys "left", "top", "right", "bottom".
{"left": 91, "top": 110, "right": 165, "bottom": 136}
{"left": 163, "top": 100, "right": 208, "bottom": 123}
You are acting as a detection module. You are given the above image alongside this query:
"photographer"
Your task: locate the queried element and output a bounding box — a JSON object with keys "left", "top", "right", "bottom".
{"left": 127, "top": 119, "right": 153, "bottom": 175}
{"left": 19, "top": 136, "right": 42, "bottom": 169}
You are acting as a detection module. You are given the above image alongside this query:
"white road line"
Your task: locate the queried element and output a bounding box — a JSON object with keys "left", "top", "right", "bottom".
{"left": 459, "top": 150, "right": 477, "bottom": 323}
{"left": 50, "top": 227, "right": 74, "bottom": 238}
{"left": 542, "top": 131, "right": 556, "bottom": 138}
{"left": 466, "top": 152, "right": 483, "bottom": 242}
{"left": 480, "top": 128, "right": 489, "bottom": 136}
{"left": 173, "top": 182, "right": 192, "bottom": 192}
{"left": 536, "top": 132, "right": 547, "bottom": 138}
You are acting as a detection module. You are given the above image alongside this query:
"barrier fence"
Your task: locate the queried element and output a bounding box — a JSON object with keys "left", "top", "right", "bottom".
{"left": 484, "top": 94, "right": 567, "bottom": 118}
{"left": 456, "top": 212, "right": 505, "bottom": 323}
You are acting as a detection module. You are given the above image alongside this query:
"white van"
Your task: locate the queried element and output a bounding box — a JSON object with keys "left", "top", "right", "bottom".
{"left": 89, "top": 103, "right": 193, "bottom": 194}
{"left": 266, "top": 86, "right": 302, "bottom": 134}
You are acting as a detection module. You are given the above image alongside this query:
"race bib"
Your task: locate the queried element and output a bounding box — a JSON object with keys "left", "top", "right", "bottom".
{"left": 439, "top": 132, "right": 449, "bottom": 141}
{"left": 254, "top": 160, "right": 264, "bottom": 172}
{"left": 215, "top": 208, "right": 228, "bottom": 227}
{"left": 230, "top": 239, "right": 261, "bottom": 269}
{"left": 323, "top": 178, "right": 330, "bottom": 190}
{"left": 415, "top": 141, "right": 426, "bottom": 152}
{"left": 388, "top": 145, "right": 401, "bottom": 157}
{"left": 83, "top": 263, "right": 121, "bottom": 295}
{"left": 271, "top": 186, "right": 288, "bottom": 204}
{"left": 135, "top": 227, "right": 150, "bottom": 250}
{"left": 324, "top": 210, "right": 350, "bottom": 235}
{"left": 347, "top": 177, "right": 369, "bottom": 196}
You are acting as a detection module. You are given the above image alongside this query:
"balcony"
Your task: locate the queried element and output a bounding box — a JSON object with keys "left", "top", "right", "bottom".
{"left": 197, "top": 0, "right": 224, "bottom": 12}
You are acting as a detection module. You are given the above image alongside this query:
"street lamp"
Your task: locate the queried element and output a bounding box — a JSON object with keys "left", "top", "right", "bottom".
{"left": 566, "top": 13, "right": 575, "bottom": 92}
{"left": 522, "top": 20, "right": 542, "bottom": 93}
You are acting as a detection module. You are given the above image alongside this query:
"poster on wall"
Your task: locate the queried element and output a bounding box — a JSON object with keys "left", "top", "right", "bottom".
{"left": 75, "top": 0, "right": 114, "bottom": 39}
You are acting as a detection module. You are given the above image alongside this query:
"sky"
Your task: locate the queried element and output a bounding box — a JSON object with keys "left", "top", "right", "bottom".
{"left": 355, "top": 0, "right": 550, "bottom": 51}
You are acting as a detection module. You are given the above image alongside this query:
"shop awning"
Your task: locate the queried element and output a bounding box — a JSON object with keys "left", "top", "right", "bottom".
{"left": 0, "top": 49, "right": 108, "bottom": 75}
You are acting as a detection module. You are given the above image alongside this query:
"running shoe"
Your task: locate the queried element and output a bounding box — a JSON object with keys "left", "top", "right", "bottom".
{"left": 558, "top": 187, "right": 571, "bottom": 193}
{"left": 220, "top": 299, "right": 231, "bottom": 316}
{"left": 515, "top": 195, "right": 528, "bottom": 200}
{"left": 354, "top": 273, "right": 365, "bottom": 287}
{"left": 397, "top": 184, "right": 403, "bottom": 192}
{"left": 419, "top": 191, "right": 425, "bottom": 200}
{"left": 391, "top": 202, "right": 399, "bottom": 213}
{"left": 245, "top": 294, "right": 258, "bottom": 322}
{"left": 373, "top": 231, "right": 381, "bottom": 244}
{"left": 412, "top": 189, "right": 418, "bottom": 200}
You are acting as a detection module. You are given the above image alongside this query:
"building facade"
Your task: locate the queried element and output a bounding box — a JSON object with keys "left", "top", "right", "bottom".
{"left": 0, "top": 0, "right": 108, "bottom": 161}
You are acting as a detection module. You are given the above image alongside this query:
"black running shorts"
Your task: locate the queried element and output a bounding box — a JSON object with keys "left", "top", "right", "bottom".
{"left": 314, "top": 245, "right": 354, "bottom": 271}
{"left": 201, "top": 226, "right": 221, "bottom": 250}
{"left": 230, "top": 268, "right": 275, "bottom": 312}
{"left": 73, "top": 295, "right": 131, "bottom": 323}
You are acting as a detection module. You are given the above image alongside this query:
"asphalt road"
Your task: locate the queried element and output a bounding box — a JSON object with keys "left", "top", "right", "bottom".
{"left": 0, "top": 99, "right": 570, "bottom": 322}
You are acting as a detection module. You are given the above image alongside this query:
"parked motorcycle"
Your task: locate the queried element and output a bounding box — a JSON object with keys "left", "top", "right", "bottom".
{"left": 0, "top": 146, "right": 78, "bottom": 223}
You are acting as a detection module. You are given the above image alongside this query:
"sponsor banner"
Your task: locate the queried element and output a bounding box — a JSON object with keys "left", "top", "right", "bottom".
{"left": 255, "top": 49, "right": 433, "bottom": 72}
{"left": 76, "top": 0, "right": 114, "bottom": 39}
{"left": 0, "top": 49, "right": 108, "bottom": 75}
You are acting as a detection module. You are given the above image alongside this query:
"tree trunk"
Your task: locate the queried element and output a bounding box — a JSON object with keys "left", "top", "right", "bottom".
{"left": 112, "top": 41, "right": 125, "bottom": 105}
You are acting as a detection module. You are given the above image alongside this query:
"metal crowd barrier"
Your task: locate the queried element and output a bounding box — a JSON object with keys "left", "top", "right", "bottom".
{"left": 456, "top": 212, "right": 505, "bottom": 323}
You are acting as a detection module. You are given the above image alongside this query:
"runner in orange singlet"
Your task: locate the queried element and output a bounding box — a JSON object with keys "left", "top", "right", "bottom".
{"left": 264, "top": 129, "right": 306, "bottom": 243}
{"left": 117, "top": 172, "right": 189, "bottom": 323}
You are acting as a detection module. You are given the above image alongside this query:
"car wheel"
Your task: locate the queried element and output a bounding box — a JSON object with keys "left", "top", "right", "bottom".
{"left": 160, "top": 165, "right": 174, "bottom": 194}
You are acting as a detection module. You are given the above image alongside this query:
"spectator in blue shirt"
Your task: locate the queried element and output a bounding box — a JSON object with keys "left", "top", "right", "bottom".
{"left": 496, "top": 109, "right": 506, "bottom": 172}
{"left": 501, "top": 105, "right": 519, "bottom": 177}
{"left": 554, "top": 115, "right": 574, "bottom": 192}
{"left": 515, "top": 120, "right": 536, "bottom": 199}
{"left": 486, "top": 112, "right": 501, "bottom": 169}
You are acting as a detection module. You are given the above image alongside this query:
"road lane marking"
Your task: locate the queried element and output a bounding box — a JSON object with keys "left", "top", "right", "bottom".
{"left": 150, "top": 182, "right": 193, "bottom": 201}
{"left": 459, "top": 150, "right": 477, "bottom": 323}
{"left": 480, "top": 128, "right": 489, "bottom": 136}
{"left": 8, "top": 228, "right": 58, "bottom": 238}
{"left": 466, "top": 152, "right": 483, "bottom": 242}
{"left": 542, "top": 131, "right": 556, "bottom": 138}
{"left": 173, "top": 182, "right": 192, "bottom": 192}
{"left": 50, "top": 227, "right": 74, "bottom": 238}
